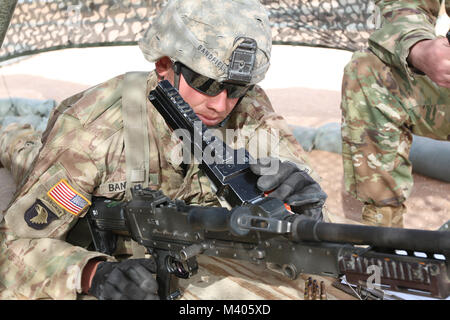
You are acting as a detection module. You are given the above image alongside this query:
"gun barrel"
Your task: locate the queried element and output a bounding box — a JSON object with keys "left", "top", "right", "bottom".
{"left": 293, "top": 218, "right": 450, "bottom": 254}
{"left": 187, "top": 206, "right": 230, "bottom": 232}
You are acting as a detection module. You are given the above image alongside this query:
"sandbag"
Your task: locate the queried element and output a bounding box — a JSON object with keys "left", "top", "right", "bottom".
{"left": 291, "top": 123, "right": 343, "bottom": 154}
{"left": 2, "top": 115, "right": 49, "bottom": 132}
{"left": 0, "top": 97, "right": 54, "bottom": 131}
{"left": 0, "top": 97, "right": 54, "bottom": 116}
{"left": 409, "top": 135, "right": 450, "bottom": 182}
{"left": 314, "top": 122, "right": 342, "bottom": 154}
{"left": 290, "top": 125, "right": 317, "bottom": 152}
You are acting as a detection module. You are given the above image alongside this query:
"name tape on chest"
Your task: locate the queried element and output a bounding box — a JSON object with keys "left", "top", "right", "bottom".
{"left": 47, "top": 179, "right": 91, "bottom": 216}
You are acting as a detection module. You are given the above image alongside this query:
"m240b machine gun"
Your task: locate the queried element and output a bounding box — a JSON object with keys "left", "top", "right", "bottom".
{"left": 87, "top": 80, "right": 450, "bottom": 300}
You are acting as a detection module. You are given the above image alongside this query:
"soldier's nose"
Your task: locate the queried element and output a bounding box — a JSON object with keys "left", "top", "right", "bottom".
{"left": 207, "top": 90, "right": 228, "bottom": 113}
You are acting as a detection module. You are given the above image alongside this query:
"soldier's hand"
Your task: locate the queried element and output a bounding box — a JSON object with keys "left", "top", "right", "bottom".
{"left": 408, "top": 37, "right": 450, "bottom": 88}
{"left": 88, "top": 259, "right": 159, "bottom": 300}
{"left": 250, "top": 157, "right": 327, "bottom": 220}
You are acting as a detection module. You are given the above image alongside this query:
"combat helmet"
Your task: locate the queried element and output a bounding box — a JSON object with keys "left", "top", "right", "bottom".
{"left": 139, "top": 0, "right": 272, "bottom": 86}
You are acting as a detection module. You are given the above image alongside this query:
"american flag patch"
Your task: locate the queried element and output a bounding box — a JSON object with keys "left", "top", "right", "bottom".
{"left": 47, "top": 179, "right": 91, "bottom": 216}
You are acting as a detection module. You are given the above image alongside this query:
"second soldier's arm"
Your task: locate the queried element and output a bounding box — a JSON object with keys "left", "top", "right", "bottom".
{"left": 369, "top": 0, "right": 442, "bottom": 78}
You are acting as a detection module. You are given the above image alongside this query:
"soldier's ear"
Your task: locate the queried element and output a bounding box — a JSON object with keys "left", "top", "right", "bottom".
{"left": 155, "top": 57, "right": 173, "bottom": 79}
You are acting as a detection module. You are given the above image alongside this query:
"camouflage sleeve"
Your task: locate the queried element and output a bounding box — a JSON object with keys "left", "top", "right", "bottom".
{"left": 0, "top": 82, "right": 122, "bottom": 299}
{"left": 0, "top": 227, "right": 110, "bottom": 299}
{"left": 369, "top": 0, "right": 440, "bottom": 78}
{"left": 0, "top": 121, "right": 110, "bottom": 299}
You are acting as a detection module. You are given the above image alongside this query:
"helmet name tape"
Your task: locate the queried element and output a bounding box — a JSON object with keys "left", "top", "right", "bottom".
{"left": 227, "top": 37, "right": 257, "bottom": 85}
{"left": 197, "top": 44, "right": 228, "bottom": 74}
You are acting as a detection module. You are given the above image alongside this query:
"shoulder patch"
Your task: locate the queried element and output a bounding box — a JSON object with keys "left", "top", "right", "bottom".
{"left": 24, "top": 199, "right": 59, "bottom": 230}
{"left": 47, "top": 179, "right": 91, "bottom": 216}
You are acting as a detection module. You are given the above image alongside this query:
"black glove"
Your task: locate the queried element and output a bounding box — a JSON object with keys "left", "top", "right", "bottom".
{"left": 250, "top": 157, "right": 327, "bottom": 220}
{"left": 88, "top": 258, "right": 159, "bottom": 300}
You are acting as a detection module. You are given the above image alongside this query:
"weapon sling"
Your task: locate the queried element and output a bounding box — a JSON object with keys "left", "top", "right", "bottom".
{"left": 122, "top": 71, "right": 151, "bottom": 199}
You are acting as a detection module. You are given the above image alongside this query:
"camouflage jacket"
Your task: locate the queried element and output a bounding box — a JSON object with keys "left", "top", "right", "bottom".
{"left": 0, "top": 71, "right": 315, "bottom": 299}
{"left": 369, "top": 0, "right": 448, "bottom": 78}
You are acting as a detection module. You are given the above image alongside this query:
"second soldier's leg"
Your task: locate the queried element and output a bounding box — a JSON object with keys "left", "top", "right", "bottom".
{"left": 340, "top": 50, "right": 450, "bottom": 227}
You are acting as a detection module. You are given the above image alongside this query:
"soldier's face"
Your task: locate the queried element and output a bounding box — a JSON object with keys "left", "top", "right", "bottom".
{"left": 177, "top": 74, "right": 239, "bottom": 126}
{"left": 156, "top": 57, "right": 240, "bottom": 126}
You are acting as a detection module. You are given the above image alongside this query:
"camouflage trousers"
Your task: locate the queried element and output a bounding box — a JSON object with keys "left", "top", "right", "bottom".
{"left": 341, "top": 50, "right": 450, "bottom": 211}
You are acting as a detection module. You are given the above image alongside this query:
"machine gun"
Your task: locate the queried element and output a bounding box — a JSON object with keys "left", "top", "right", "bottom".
{"left": 88, "top": 187, "right": 450, "bottom": 300}
{"left": 87, "top": 80, "right": 450, "bottom": 300}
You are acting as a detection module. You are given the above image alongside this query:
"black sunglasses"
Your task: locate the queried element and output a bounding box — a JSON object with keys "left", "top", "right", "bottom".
{"left": 174, "top": 62, "right": 252, "bottom": 99}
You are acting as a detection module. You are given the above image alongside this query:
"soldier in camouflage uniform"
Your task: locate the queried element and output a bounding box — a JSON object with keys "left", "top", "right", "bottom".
{"left": 341, "top": 0, "right": 450, "bottom": 228}
{"left": 0, "top": 0, "right": 326, "bottom": 299}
